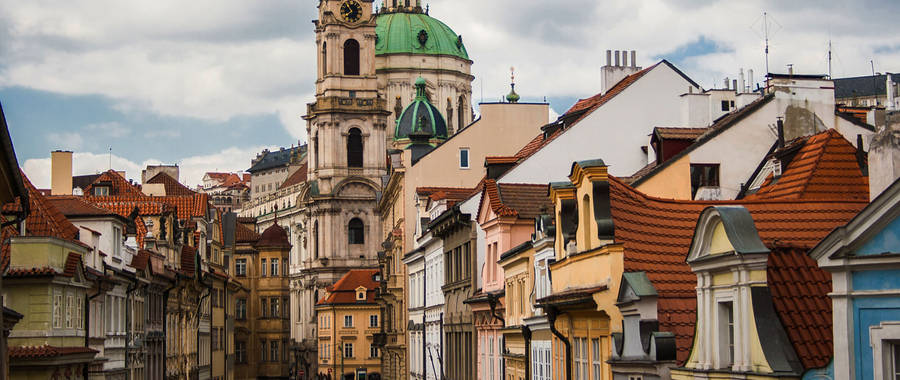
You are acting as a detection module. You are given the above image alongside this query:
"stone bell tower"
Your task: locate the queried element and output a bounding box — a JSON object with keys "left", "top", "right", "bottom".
{"left": 297, "top": 0, "right": 389, "bottom": 372}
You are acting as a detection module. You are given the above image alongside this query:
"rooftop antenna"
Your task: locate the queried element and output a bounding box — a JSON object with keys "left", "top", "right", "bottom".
{"left": 752, "top": 12, "right": 781, "bottom": 76}
{"left": 108, "top": 146, "right": 112, "bottom": 171}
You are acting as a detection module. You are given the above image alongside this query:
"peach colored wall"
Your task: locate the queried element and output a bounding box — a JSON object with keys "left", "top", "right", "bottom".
{"left": 634, "top": 154, "right": 692, "bottom": 199}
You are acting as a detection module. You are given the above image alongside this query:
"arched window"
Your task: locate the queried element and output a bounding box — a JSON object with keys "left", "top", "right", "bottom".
{"left": 344, "top": 39, "right": 360, "bottom": 76}
{"left": 322, "top": 42, "right": 327, "bottom": 75}
{"left": 313, "top": 221, "right": 319, "bottom": 259}
{"left": 349, "top": 218, "right": 364, "bottom": 245}
{"left": 582, "top": 194, "right": 591, "bottom": 250}
{"left": 347, "top": 128, "right": 363, "bottom": 167}
{"left": 457, "top": 96, "right": 466, "bottom": 130}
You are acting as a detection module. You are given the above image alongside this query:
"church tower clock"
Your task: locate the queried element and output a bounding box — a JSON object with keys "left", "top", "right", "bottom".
{"left": 296, "top": 0, "right": 389, "bottom": 370}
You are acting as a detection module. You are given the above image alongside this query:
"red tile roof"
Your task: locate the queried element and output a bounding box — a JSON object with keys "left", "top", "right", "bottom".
{"left": 279, "top": 163, "right": 308, "bottom": 190}
{"left": 605, "top": 176, "right": 867, "bottom": 364}
{"left": 46, "top": 196, "right": 119, "bottom": 218}
{"left": 153, "top": 193, "right": 209, "bottom": 220}
{"left": 5, "top": 266, "right": 59, "bottom": 277}
{"left": 767, "top": 246, "right": 833, "bottom": 369}
{"left": 63, "top": 251, "right": 81, "bottom": 277}
{"left": 84, "top": 170, "right": 143, "bottom": 197}
{"left": 654, "top": 127, "right": 709, "bottom": 140}
{"left": 180, "top": 245, "right": 196, "bottom": 276}
{"left": 130, "top": 250, "right": 151, "bottom": 270}
{"left": 145, "top": 172, "right": 196, "bottom": 196}
{"left": 8, "top": 345, "right": 97, "bottom": 359}
{"left": 416, "top": 186, "right": 476, "bottom": 207}
{"left": 478, "top": 180, "right": 551, "bottom": 220}
{"left": 256, "top": 223, "right": 290, "bottom": 249}
{"left": 484, "top": 156, "right": 519, "bottom": 165}
{"left": 747, "top": 129, "right": 869, "bottom": 201}
{"left": 317, "top": 269, "right": 380, "bottom": 305}
{"left": 235, "top": 222, "right": 259, "bottom": 244}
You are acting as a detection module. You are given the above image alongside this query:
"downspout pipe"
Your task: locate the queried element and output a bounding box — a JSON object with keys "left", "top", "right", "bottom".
{"left": 546, "top": 307, "right": 571, "bottom": 380}
{"left": 522, "top": 325, "right": 531, "bottom": 380}
{"left": 85, "top": 267, "right": 107, "bottom": 380}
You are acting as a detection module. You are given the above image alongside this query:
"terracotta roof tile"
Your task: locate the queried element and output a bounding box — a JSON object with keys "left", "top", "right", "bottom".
{"left": 317, "top": 269, "right": 380, "bottom": 305}
{"left": 479, "top": 180, "right": 550, "bottom": 220}
{"left": 6, "top": 266, "right": 59, "bottom": 277}
{"left": 63, "top": 251, "right": 81, "bottom": 277}
{"left": 279, "top": 163, "right": 308, "bottom": 190}
{"left": 747, "top": 129, "right": 869, "bottom": 201}
{"left": 180, "top": 245, "right": 196, "bottom": 276}
{"left": 416, "top": 186, "right": 477, "bottom": 207}
{"left": 46, "top": 196, "right": 119, "bottom": 218}
{"left": 145, "top": 172, "right": 196, "bottom": 196}
{"left": 484, "top": 156, "right": 519, "bottom": 165}
{"left": 84, "top": 170, "right": 143, "bottom": 197}
{"left": 767, "top": 246, "right": 833, "bottom": 369}
{"left": 566, "top": 64, "right": 656, "bottom": 121}
{"left": 8, "top": 345, "right": 97, "bottom": 359}
{"left": 606, "top": 176, "right": 867, "bottom": 364}
{"left": 256, "top": 223, "right": 290, "bottom": 249}
{"left": 654, "top": 127, "right": 709, "bottom": 140}
{"left": 235, "top": 222, "right": 259, "bottom": 244}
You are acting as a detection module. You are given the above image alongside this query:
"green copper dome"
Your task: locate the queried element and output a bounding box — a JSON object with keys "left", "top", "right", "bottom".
{"left": 375, "top": 10, "right": 469, "bottom": 61}
{"left": 395, "top": 77, "right": 448, "bottom": 141}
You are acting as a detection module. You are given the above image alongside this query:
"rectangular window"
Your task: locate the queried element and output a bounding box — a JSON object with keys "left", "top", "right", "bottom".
{"left": 261, "top": 298, "right": 268, "bottom": 318}
{"left": 94, "top": 186, "right": 110, "bottom": 196}
{"left": 690, "top": 163, "right": 720, "bottom": 198}
{"left": 592, "top": 338, "right": 602, "bottom": 380}
{"left": 236, "top": 341, "right": 246, "bottom": 363}
{"left": 370, "top": 314, "right": 378, "bottom": 327}
{"left": 66, "top": 294, "right": 74, "bottom": 328}
{"left": 718, "top": 301, "right": 734, "bottom": 369}
{"left": 370, "top": 344, "right": 379, "bottom": 358}
{"left": 236, "top": 298, "right": 246, "bottom": 320}
{"left": 459, "top": 148, "right": 470, "bottom": 169}
{"left": 113, "top": 226, "right": 122, "bottom": 257}
{"left": 53, "top": 292, "right": 62, "bottom": 328}
{"left": 261, "top": 258, "right": 266, "bottom": 277}
{"left": 270, "top": 340, "right": 278, "bottom": 362}
{"left": 270, "top": 297, "right": 279, "bottom": 318}
{"left": 344, "top": 315, "right": 353, "bottom": 327}
{"left": 283, "top": 297, "right": 289, "bottom": 319}
{"left": 76, "top": 295, "right": 83, "bottom": 329}
{"left": 721, "top": 100, "right": 730, "bottom": 111}
{"left": 271, "top": 258, "right": 279, "bottom": 277}
{"left": 260, "top": 340, "right": 267, "bottom": 362}
{"left": 489, "top": 336, "right": 495, "bottom": 380}
{"left": 235, "top": 259, "right": 246, "bottom": 276}
{"left": 344, "top": 343, "right": 353, "bottom": 358}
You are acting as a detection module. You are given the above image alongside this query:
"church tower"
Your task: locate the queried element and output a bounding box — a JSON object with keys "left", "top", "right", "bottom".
{"left": 297, "top": 0, "right": 389, "bottom": 372}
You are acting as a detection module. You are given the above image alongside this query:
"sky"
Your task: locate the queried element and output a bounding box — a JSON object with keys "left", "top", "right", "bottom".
{"left": 2, "top": 0, "right": 899, "bottom": 189}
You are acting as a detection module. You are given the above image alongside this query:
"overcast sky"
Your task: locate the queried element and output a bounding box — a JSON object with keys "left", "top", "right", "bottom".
{"left": 2, "top": 0, "right": 898, "bottom": 188}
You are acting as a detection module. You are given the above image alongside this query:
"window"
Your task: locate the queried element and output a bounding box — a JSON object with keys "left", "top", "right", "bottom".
{"left": 348, "top": 218, "right": 365, "bottom": 245}
{"left": 94, "top": 186, "right": 110, "bottom": 196}
{"left": 66, "top": 294, "right": 74, "bottom": 328}
{"left": 260, "top": 340, "right": 267, "bottom": 362}
{"left": 370, "top": 344, "right": 379, "bottom": 358}
{"left": 313, "top": 221, "right": 320, "bottom": 259}
{"left": 690, "top": 163, "right": 720, "bottom": 198}
{"left": 369, "top": 314, "right": 378, "bottom": 327}
{"left": 76, "top": 295, "right": 83, "bottom": 329}
{"left": 458, "top": 96, "right": 466, "bottom": 131}
{"left": 532, "top": 341, "right": 551, "bottom": 380}
{"left": 283, "top": 297, "right": 289, "bottom": 319}
{"left": 344, "top": 315, "right": 353, "bottom": 327}
{"left": 113, "top": 226, "right": 122, "bottom": 256}
{"left": 459, "top": 148, "right": 470, "bottom": 169}
{"left": 489, "top": 336, "right": 495, "bottom": 380}
{"left": 628, "top": 376, "right": 643, "bottom": 380}
{"left": 718, "top": 301, "right": 734, "bottom": 369}
{"left": 261, "top": 258, "right": 267, "bottom": 277}
{"left": 592, "top": 338, "right": 603, "bottom": 380}
{"left": 344, "top": 342, "right": 354, "bottom": 358}
{"left": 236, "top": 298, "right": 247, "bottom": 320}
{"left": 721, "top": 100, "right": 730, "bottom": 111}
{"left": 344, "top": 39, "right": 360, "bottom": 75}
{"left": 261, "top": 298, "right": 268, "bottom": 318}
{"left": 236, "top": 341, "right": 246, "bottom": 363}
{"left": 574, "top": 338, "right": 589, "bottom": 380}
{"left": 271, "top": 258, "right": 279, "bottom": 277}
{"left": 347, "top": 128, "right": 363, "bottom": 168}
{"left": 271, "top": 297, "right": 280, "bottom": 318}
{"left": 53, "top": 292, "right": 62, "bottom": 328}
{"left": 270, "top": 340, "right": 279, "bottom": 362}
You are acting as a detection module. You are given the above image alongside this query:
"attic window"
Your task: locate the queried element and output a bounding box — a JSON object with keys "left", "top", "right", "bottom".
{"left": 94, "top": 186, "right": 110, "bottom": 196}
{"left": 356, "top": 287, "right": 366, "bottom": 301}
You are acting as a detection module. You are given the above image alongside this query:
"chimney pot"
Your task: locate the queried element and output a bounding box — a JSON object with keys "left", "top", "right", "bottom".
{"left": 733, "top": 79, "right": 738, "bottom": 92}
{"left": 606, "top": 50, "right": 611, "bottom": 66}
{"left": 631, "top": 50, "right": 636, "bottom": 67}
{"left": 614, "top": 51, "right": 620, "bottom": 67}
{"left": 622, "top": 50, "right": 628, "bottom": 67}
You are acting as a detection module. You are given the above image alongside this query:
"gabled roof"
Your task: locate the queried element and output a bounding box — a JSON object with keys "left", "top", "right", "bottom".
{"left": 180, "top": 245, "right": 196, "bottom": 276}
{"left": 234, "top": 222, "right": 260, "bottom": 244}
{"left": 747, "top": 129, "right": 868, "bottom": 201}
{"left": 604, "top": 175, "right": 866, "bottom": 364}
{"left": 478, "top": 179, "right": 550, "bottom": 220}
{"left": 46, "top": 196, "right": 126, "bottom": 221}
{"left": 629, "top": 94, "right": 776, "bottom": 186}
{"left": 0, "top": 102, "right": 28, "bottom": 212}
{"left": 317, "top": 269, "right": 380, "bottom": 305}
{"left": 145, "top": 172, "right": 196, "bottom": 196}
{"left": 416, "top": 186, "right": 476, "bottom": 207}
{"left": 84, "top": 170, "right": 143, "bottom": 197}
{"left": 279, "top": 163, "right": 308, "bottom": 190}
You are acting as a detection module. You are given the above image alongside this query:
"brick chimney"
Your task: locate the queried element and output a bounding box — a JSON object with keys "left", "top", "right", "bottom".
{"left": 869, "top": 111, "right": 900, "bottom": 201}
{"left": 50, "top": 150, "right": 73, "bottom": 195}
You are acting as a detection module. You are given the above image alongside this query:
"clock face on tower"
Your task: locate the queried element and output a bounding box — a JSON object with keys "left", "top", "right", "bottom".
{"left": 340, "top": 0, "right": 363, "bottom": 23}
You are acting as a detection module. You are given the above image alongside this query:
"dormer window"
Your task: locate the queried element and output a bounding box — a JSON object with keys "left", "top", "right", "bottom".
{"left": 94, "top": 186, "right": 110, "bottom": 196}
{"left": 355, "top": 286, "right": 366, "bottom": 301}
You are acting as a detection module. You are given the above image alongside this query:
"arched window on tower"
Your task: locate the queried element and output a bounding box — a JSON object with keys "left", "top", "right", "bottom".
{"left": 347, "top": 128, "right": 363, "bottom": 167}
{"left": 313, "top": 221, "right": 319, "bottom": 259}
{"left": 344, "top": 39, "right": 360, "bottom": 76}
{"left": 322, "top": 42, "right": 327, "bottom": 75}
{"left": 348, "top": 218, "right": 365, "bottom": 245}
{"left": 457, "top": 96, "right": 466, "bottom": 130}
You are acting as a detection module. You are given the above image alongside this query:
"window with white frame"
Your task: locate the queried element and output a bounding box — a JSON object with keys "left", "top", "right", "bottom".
{"left": 236, "top": 298, "right": 246, "bottom": 320}
{"left": 271, "top": 258, "right": 279, "bottom": 277}
{"left": 369, "top": 314, "right": 378, "bottom": 327}
{"left": 343, "top": 342, "right": 353, "bottom": 358}
{"left": 53, "top": 292, "right": 62, "bottom": 328}
{"left": 66, "top": 294, "right": 74, "bottom": 328}
{"left": 574, "top": 337, "right": 589, "bottom": 380}
{"left": 235, "top": 258, "right": 246, "bottom": 276}
{"left": 592, "top": 338, "right": 603, "bottom": 379}
{"left": 489, "top": 336, "right": 495, "bottom": 380}
{"left": 718, "top": 301, "right": 734, "bottom": 369}
{"left": 344, "top": 314, "right": 353, "bottom": 327}
{"left": 370, "top": 344, "right": 379, "bottom": 358}
{"left": 532, "top": 341, "right": 551, "bottom": 380}
{"left": 113, "top": 225, "right": 122, "bottom": 256}
{"left": 459, "top": 148, "right": 470, "bottom": 169}
{"left": 76, "top": 295, "right": 83, "bottom": 329}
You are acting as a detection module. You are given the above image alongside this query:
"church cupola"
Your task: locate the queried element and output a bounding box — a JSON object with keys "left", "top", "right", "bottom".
{"left": 506, "top": 66, "right": 520, "bottom": 103}
{"left": 394, "top": 77, "right": 448, "bottom": 143}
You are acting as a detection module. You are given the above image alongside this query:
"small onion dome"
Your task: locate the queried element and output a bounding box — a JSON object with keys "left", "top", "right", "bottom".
{"left": 255, "top": 222, "right": 291, "bottom": 249}
{"left": 394, "top": 77, "right": 448, "bottom": 142}
{"left": 506, "top": 83, "right": 520, "bottom": 103}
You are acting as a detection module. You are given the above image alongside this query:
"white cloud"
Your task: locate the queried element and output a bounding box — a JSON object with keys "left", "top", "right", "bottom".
{"left": 85, "top": 121, "right": 130, "bottom": 138}
{"left": 22, "top": 145, "right": 274, "bottom": 190}
{"left": 143, "top": 129, "right": 181, "bottom": 139}
{"left": 46, "top": 132, "right": 85, "bottom": 151}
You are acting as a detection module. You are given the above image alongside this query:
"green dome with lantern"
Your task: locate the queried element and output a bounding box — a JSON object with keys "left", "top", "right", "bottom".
{"left": 375, "top": 4, "right": 469, "bottom": 61}
{"left": 394, "top": 77, "right": 448, "bottom": 142}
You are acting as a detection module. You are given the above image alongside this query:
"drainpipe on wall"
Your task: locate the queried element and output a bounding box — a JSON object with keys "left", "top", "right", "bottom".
{"left": 85, "top": 274, "right": 106, "bottom": 380}
{"left": 546, "top": 307, "right": 571, "bottom": 380}
{"left": 522, "top": 325, "right": 531, "bottom": 380}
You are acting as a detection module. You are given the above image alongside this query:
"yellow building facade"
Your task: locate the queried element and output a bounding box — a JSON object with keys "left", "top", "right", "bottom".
{"left": 316, "top": 269, "right": 383, "bottom": 380}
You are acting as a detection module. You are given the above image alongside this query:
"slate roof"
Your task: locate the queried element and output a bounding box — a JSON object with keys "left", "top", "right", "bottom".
{"left": 8, "top": 345, "right": 97, "bottom": 359}
{"left": 317, "top": 269, "right": 380, "bottom": 305}
{"left": 279, "top": 163, "right": 308, "bottom": 190}
{"left": 479, "top": 180, "right": 551, "bottom": 220}
{"left": 834, "top": 73, "right": 900, "bottom": 99}
{"left": 604, "top": 176, "right": 867, "bottom": 364}
{"left": 747, "top": 129, "right": 869, "bottom": 201}
{"left": 145, "top": 172, "right": 196, "bottom": 196}
{"left": 767, "top": 246, "right": 833, "bottom": 370}
{"left": 247, "top": 146, "right": 302, "bottom": 173}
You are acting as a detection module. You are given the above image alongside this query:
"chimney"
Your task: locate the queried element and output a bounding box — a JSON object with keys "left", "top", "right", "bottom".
{"left": 739, "top": 69, "right": 746, "bottom": 93}
{"left": 748, "top": 69, "right": 754, "bottom": 91}
{"left": 887, "top": 73, "right": 896, "bottom": 111}
{"left": 51, "top": 150, "right": 73, "bottom": 196}
{"left": 614, "top": 51, "right": 620, "bottom": 67}
{"left": 606, "top": 50, "right": 611, "bottom": 66}
{"left": 724, "top": 77, "right": 730, "bottom": 89}
{"left": 733, "top": 79, "right": 738, "bottom": 92}
{"left": 776, "top": 118, "right": 785, "bottom": 148}
{"left": 622, "top": 50, "right": 627, "bottom": 67}
{"left": 631, "top": 50, "right": 636, "bottom": 68}
{"left": 869, "top": 111, "right": 900, "bottom": 201}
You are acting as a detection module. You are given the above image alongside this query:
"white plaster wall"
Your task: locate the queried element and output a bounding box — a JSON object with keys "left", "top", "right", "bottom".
{"left": 499, "top": 62, "right": 700, "bottom": 183}
{"left": 458, "top": 193, "right": 484, "bottom": 289}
